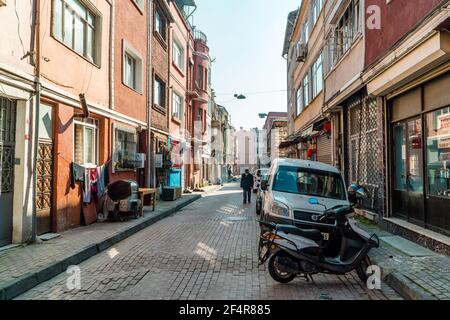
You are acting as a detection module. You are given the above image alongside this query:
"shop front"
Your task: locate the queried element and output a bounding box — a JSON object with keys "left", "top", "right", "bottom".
{"left": 388, "top": 72, "right": 450, "bottom": 235}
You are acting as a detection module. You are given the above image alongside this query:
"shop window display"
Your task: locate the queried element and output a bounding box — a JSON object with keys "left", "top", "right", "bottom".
{"left": 426, "top": 108, "right": 450, "bottom": 198}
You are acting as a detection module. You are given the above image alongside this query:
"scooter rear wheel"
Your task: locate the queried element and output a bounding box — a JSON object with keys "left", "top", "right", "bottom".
{"left": 268, "top": 252, "right": 296, "bottom": 284}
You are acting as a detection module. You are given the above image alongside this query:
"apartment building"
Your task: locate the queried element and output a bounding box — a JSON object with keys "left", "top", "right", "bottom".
{"left": 167, "top": 0, "right": 191, "bottom": 190}
{"left": 0, "top": 1, "right": 36, "bottom": 245}
{"left": 282, "top": 0, "right": 332, "bottom": 165}
{"left": 283, "top": 0, "right": 450, "bottom": 252}
{"left": 263, "top": 112, "right": 289, "bottom": 165}
{"left": 364, "top": 0, "right": 450, "bottom": 249}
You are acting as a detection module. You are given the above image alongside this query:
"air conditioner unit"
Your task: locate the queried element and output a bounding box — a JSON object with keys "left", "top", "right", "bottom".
{"left": 0, "top": 0, "right": 6, "bottom": 6}
{"left": 296, "top": 43, "right": 308, "bottom": 62}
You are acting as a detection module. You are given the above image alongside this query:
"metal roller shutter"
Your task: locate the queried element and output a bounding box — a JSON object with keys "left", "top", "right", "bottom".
{"left": 316, "top": 135, "right": 332, "bottom": 165}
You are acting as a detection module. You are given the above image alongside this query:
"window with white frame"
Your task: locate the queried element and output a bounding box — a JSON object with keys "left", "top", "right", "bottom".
{"left": 153, "top": 76, "right": 166, "bottom": 109}
{"left": 123, "top": 41, "right": 143, "bottom": 92}
{"left": 114, "top": 126, "right": 138, "bottom": 170}
{"left": 296, "top": 88, "right": 302, "bottom": 116}
{"left": 172, "top": 91, "right": 183, "bottom": 120}
{"left": 172, "top": 38, "right": 184, "bottom": 71}
{"left": 311, "top": 52, "right": 323, "bottom": 99}
{"left": 74, "top": 118, "right": 99, "bottom": 165}
{"left": 302, "top": 74, "right": 310, "bottom": 108}
{"left": 52, "top": 0, "right": 98, "bottom": 63}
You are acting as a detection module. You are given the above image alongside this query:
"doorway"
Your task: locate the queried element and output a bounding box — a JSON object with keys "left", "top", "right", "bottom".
{"left": 36, "top": 103, "right": 54, "bottom": 235}
{"left": 392, "top": 117, "right": 425, "bottom": 225}
{"left": 0, "top": 97, "right": 16, "bottom": 246}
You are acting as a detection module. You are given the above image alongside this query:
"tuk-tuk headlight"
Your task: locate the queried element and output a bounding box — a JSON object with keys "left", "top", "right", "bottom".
{"left": 271, "top": 201, "right": 290, "bottom": 217}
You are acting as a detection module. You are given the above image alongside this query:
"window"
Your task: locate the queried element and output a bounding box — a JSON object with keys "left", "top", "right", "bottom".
{"left": 74, "top": 118, "right": 98, "bottom": 165}
{"left": 172, "top": 91, "right": 183, "bottom": 120}
{"left": 132, "top": 0, "right": 144, "bottom": 11}
{"left": 123, "top": 41, "right": 143, "bottom": 92}
{"left": 52, "top": 0, "right": 97, "bottom": 63}
{"left": 296, "top": 88, "right": 302, "bottom": 116}
{"left": 302, "top": 20, "right": 310, "bottom": 44}
{"left": 426, "top": 108, "right": 450, "bottom": 198}
{"left": 330, "top": 0, "right": 361, "bottom": 68}
{"left": 153, "top": 76, "right": 166, "bottom": 109}
{"left": 272, "top": 166, "right": 346, "bottom": 200}
{"left": 172, "top": 39, "right": 184, "bottom": 70}
{"left": 124, "top": 53, "right": 136, "bottom": 89}
{"left": 155, "top": 7, "right": 166, "bottom": 40}
{"left": 114, "top": 127, "right": 138, "bottom": 170}
{"left": 302, "top": 74, "right": 310, "bottom": 108}
{"left": 196, "top": 65, "right": 204, "bottom": 89}
{"left": 311, "top": 52, "right": 323, "bottom": 98}
{"left": 311, "top": 0, "right": 324, "bottom": 28}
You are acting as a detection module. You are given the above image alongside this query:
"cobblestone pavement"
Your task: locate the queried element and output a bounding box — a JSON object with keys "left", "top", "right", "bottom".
{"left": 0, "top": 192, "right": 203, "bottom": 291}
{"left": 17, "top": 184, "right": 401, "bottom": 300}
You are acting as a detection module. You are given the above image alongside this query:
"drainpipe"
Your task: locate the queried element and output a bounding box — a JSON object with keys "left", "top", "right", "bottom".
{"left": 31, "top": 0, "right": 41, "bottom": 243}
{"left": 146, "top": 0, "right": 153, "bottom": 187}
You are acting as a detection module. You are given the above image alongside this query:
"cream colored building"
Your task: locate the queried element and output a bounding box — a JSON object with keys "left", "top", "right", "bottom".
{"left": 0, "top": 1, "right": 36, "bottom": 245}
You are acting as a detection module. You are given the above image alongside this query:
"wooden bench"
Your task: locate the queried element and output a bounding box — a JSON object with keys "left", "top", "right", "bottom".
{"left": 139, "top": 188, "right": 157, "bottom": 216}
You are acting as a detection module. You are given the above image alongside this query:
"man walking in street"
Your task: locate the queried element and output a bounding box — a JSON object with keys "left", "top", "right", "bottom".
{"left": 240, "top": 169, "right": 254, "bottom": 204}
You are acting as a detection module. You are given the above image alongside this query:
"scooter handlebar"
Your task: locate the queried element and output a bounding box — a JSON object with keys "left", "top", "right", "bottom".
{"left": 319, "top": 205, "right": 353, "bottom": 222}
{"left": 257, "top": 220, "right": 276, "bottom": 230}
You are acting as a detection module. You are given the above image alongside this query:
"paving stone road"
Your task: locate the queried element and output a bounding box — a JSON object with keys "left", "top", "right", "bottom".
{"left": 17, "top": 184, "right": 401, "bottom": 300}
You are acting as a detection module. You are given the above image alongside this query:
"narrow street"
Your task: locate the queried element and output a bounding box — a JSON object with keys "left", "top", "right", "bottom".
{"left": 18, "top": 184, "right": 400, "bottom": 300}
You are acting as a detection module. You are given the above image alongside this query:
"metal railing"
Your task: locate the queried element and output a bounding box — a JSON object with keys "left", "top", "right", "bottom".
{"left": 194, "top": 29, "right": 208, "bottom": 44}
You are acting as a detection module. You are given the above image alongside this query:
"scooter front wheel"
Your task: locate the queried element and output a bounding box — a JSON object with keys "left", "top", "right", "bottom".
{"left": 268, "top": 252, "right": 296, "bottom": 284}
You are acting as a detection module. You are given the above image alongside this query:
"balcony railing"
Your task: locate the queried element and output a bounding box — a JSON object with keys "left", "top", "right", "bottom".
{"left": 194, "top": 29, "right": 208, "bottom": 44}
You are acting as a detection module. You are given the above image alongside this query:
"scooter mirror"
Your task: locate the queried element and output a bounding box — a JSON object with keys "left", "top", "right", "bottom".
{"left": 356, "top": 187, "right": 368, "bottom": 198}
{"left": 308, "top": 198, "right": 319, "bottom": 205}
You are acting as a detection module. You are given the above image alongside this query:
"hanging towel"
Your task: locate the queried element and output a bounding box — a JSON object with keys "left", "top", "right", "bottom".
{"left": 90, "top": 168, "right": 98, "bottom": 195}
{"left": 97, "top": 166, "right": 105, "bottom": 198}
{"left": 83, "top": 168, "right": 92, "bottom": 203}
{"left": 71, "top": 163, "right": 85, "bottom": 189}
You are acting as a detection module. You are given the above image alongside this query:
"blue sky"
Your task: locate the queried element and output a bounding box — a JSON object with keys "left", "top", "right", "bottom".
{"left": 192, "top": 0, "right": 301, "bottom": 130}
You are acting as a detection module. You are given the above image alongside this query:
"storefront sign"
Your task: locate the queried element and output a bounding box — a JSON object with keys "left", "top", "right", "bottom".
{"left": 155, "top": 154, "right": 163, "bottom": 168}
{"left": 438, "top": 114, "right": 450, "bottom": 136}
{"left": 438, "top": 135, "right": 450, "bottom": 149}
{"left": 439, "top": 152, "right": 450, "bottom": 161}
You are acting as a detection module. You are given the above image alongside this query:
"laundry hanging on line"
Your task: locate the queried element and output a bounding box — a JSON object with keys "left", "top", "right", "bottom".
{"left": 71, "top": 162, "right": 109, "bottom": 204}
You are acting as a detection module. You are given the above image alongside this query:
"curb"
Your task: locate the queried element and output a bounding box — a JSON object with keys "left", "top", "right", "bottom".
{"left": 370, "top": 254, "right": 437, "bottom": 300}
{"left": 384, "top": 272, "right": 436, "bottom": 300}
{"left": 0, "top": 194, "right": 201, "bottom": 300}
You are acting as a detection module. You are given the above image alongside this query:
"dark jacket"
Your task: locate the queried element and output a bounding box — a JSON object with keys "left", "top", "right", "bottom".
{"left": 240, "top": 173, "right": 254, "bottom": 190}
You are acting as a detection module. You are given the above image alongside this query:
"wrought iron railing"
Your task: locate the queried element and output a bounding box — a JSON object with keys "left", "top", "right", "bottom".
{"left": 194, "top": 29, "right": 207, "bottom": 44}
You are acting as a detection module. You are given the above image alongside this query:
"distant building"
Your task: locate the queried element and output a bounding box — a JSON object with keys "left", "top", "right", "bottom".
{"left": 263, "top": 112, "right": 289, "bottom": 165}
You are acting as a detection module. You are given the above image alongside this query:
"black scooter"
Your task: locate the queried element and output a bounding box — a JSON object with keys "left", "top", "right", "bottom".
{"left": 258, "top": 185, "right": 380, "bottom": 284}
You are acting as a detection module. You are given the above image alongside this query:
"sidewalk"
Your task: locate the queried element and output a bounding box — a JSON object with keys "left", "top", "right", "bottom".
{"left": 0, "top": 185, "right": 222, "bottom": 300}
{"left": 356, "top": 217, "right": 450, "bottom": 300}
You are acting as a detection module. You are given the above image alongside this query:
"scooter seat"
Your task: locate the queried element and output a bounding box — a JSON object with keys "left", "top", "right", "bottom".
{"left": 277, "top": 224, "right": 323, "bottom": 242}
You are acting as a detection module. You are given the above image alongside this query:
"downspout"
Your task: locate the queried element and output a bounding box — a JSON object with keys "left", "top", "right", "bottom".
{"left": 31, "top": 0, "right": 41, "bottom": 243}
{"left": 146, "top": 0, "right": 153, "bottom": 187}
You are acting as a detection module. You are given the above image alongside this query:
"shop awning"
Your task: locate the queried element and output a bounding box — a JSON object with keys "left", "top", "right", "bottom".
{"left": 312, "top": 118, "right": 331, "bottom": 132}
{"left": 279, "top": 130, "right": 307, "bottom": 149}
